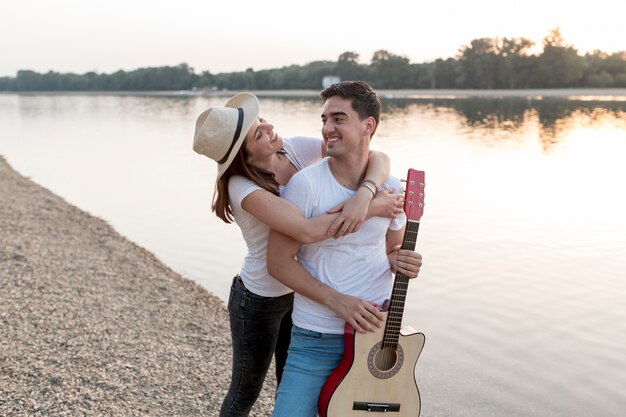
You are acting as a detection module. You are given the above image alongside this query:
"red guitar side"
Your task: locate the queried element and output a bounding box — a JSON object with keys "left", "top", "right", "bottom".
{"left": 318, "top": 169, "right": 426, "bottom": 417}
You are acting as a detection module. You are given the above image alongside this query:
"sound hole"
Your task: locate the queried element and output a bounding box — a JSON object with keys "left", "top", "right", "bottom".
{"left": 367, "top": 341, "right": 404, "bottom": 379}
{"left": 374, "top": 347, "right": 397, "bottom": 371}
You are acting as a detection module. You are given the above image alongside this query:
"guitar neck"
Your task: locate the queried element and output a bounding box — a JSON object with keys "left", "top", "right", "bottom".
{"left": 382, "top": 220, "right": 420, "bottom": 348}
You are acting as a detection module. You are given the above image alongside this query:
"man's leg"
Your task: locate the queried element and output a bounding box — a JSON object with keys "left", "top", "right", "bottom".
{"left": 272, "top": 326, "right": 344, "bottom": 417}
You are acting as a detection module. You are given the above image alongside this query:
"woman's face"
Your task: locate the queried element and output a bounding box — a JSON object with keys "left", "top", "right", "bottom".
{"left": 244, "top": 117, "right": 283, "bottom": 163}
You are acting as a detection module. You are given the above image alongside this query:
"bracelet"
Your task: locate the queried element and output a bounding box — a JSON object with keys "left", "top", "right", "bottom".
{"left": 360, "top": 179, "right": 379, "bottom": 197}
{"left": 360, "top": 182, "right": 377, "bottom": 197}
{"left": 360, "top": 179, "right": 379, "bottom": 191}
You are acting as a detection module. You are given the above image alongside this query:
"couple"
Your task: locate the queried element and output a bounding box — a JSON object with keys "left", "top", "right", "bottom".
{"left": 193, "top": 81, "right": 423, "bottom": 417}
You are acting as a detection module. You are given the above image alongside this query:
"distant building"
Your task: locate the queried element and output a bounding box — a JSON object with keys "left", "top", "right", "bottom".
{"left": 322, "top": 76, "right": 341, "bottom": 88}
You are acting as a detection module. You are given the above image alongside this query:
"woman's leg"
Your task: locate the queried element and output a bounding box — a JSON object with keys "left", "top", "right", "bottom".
{"left": 274, "top": 306, "right": 293, "bottom": 386}
{"left": 219, "top": 277, "right": 293, "bottom": 417}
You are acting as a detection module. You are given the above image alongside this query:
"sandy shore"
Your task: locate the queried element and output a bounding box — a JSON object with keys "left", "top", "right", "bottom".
{"left": 0, "top": 156, "right": 275, "bottom": 416}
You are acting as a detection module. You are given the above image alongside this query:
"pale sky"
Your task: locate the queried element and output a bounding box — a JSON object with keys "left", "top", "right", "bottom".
{"left": 1, "top": 0, "right": 624, "bottom": 77}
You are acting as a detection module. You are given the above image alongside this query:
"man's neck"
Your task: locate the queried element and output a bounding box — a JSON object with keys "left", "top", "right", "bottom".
{"left": 327, "top": 150, "right": 369, "bottom": 190}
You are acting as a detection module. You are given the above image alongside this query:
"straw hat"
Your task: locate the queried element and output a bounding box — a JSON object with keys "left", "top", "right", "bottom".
{"left": 193, "top": 92, "right": 260, "bottom": 180}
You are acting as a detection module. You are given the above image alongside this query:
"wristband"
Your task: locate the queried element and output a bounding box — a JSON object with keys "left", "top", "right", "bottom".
{"left": 360, "top": 183, "right": 377, "bottom": 197}
{"left": 360, "top": 179, "right": 379, "bottom": 191}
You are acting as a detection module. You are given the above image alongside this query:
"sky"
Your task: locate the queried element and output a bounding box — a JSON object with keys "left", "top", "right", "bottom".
{"left": 1, "top": 0, "right": 625, "bottom": 77}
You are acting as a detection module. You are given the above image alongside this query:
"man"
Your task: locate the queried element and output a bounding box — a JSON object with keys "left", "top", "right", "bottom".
{"left": 266, "top": 81, "right": 423, "bottom": 416}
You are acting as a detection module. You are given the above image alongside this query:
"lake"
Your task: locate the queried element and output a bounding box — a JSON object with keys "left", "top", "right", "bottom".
{"left": 1, "top": 91, "right": 625, "bottom": 416}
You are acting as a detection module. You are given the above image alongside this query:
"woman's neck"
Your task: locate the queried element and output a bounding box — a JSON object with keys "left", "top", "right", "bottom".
{"left": 273, "top": 153, "right": 297, "bottom": 186}
{"left": 252, "top": 153, "right": 296, "bottom": 186}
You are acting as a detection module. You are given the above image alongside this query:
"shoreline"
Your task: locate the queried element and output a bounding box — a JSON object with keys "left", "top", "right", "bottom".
{"left": 3, "top": 88, "right": 626, "bottom": 99}
{"left": 0, "top": 155, "right": 275, "bottom": 416}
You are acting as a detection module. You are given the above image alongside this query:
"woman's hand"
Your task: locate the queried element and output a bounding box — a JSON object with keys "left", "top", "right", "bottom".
{"left": 369, "top": 188, "right": 404, "bottom": 219}
{"left": 325, "top": 188, "right": 372, "bottom": 238}
{"left": 326, "top": 187, "right": 404, "bottom": 239}
{"left": 388, "top": 244, "right": 423, "bottom": 278}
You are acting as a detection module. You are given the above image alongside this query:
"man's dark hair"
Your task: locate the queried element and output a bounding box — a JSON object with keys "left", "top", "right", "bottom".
{"left": 320, "top": 80, "right": 381, "bottom": 136}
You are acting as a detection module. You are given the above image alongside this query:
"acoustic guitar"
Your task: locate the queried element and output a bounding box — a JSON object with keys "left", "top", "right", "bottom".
{"left": 318, "top": 168, "right": 426, "bottom": 417}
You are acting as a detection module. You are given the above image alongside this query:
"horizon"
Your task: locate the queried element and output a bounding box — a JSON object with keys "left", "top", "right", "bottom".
{"left": 4, "top": 37, "right": 626, "bottom": 79}
{"left": 2, "top": 0, "right": 625, "bottom": 78}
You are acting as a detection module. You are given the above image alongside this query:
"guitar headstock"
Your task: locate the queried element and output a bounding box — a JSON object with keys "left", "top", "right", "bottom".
{"left": 403, "top": 169, "right": 425, "bottom": 222}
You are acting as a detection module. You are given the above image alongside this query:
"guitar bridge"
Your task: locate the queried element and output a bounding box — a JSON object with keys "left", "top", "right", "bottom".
{"left": 353, "top": 401, "right": 401, "bottom": 412}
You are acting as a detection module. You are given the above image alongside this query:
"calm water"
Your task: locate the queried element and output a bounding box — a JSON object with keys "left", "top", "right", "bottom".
{"left": 1, "top": 92, "right": 625, "bottom": 416}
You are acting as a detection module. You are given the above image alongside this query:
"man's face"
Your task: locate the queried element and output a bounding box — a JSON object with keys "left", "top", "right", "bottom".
{"left": 321, "top": 96, "right": 369, "bottom": 158}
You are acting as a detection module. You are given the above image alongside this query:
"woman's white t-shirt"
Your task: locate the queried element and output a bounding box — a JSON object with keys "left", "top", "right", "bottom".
{"left": 227, "top": 136, "right": 323, "bottom": 297}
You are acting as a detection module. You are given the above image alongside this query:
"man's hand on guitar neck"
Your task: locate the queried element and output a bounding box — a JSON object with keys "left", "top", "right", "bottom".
{"left": 325, "top": 291, "right": 384, "bottom": 334}
{"left": 387, "top": 244, "right": 423, "bottom": 278}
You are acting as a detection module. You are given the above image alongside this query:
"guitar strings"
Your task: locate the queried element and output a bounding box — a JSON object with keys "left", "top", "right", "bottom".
{"left": 380, "top": 220, "right": 419, "bottom": 370}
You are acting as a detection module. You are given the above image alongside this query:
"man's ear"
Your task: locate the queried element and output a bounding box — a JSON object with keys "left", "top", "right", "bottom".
{"left": 364, "top": 117, "right": 376, "bottom": 135}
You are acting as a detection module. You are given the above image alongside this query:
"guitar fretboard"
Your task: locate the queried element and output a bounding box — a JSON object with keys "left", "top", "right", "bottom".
{"left": 382, "top": 219, "right": 420, "bottom": 349}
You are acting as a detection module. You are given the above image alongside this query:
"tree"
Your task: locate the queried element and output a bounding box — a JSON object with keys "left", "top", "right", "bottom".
{"left": 587, "top": 71, "right": 614, "bottom": 87}
{"left": 336, "top": 51, "right": 367, "bottom": 81}
{"left": 458, "top": 38, "right": 498, "bottom": 89}
{"left": 0, "top": 77, "right": 15, "bottom": 91}
{"left": 614, "top": 73, "right": 626, "bottom": 87}
{"left": 498, "top": 37, "right": 535, "bottom": 88}
{"left": 409, "top": 63, "right": 436, "bottom": 88}
{"left": 338, "top": 51, "right": 359, "bottom": 64}
{"left": 15, "top": 70, "right": 45, "bottom": 91}
{"left": 605, "top": 52, "right": 626, "bottom": 75}
{"left": 195, "top": 70, "right": 215, "bottom": 88}
{"left": 431, "top": 58, "right": 461, "bottom": 88}
{"left": 2, "top": 38, "right": 624, "bottom": 91}
{"left": 369, "top": 50, "right": 411, "bottom": 88}
{"left": 457, "top": 38, "right": 500, "bottom": 88}
{"left": 584, "top": 50, "right": 626, "bottom": 86}
{"left": 537, "top": 27, "right": 586, "bottom": 87}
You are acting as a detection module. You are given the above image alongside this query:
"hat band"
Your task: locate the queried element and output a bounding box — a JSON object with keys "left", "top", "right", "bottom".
{"left": 217, "top": 107, "right": 244, "bottom": 165}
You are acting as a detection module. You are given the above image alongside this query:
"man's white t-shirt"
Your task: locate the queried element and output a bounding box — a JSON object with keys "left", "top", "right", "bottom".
{"left": 281, "top": 158, "right": 406, "bottom": 334}
{"left": 228, "top": 136, "right": 322, "bottom": 297}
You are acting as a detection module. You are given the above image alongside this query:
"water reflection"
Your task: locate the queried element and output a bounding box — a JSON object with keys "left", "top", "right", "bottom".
{"left": 232, "top": 94, "right": 626, "bottom": 153}
{"left": 384, "top": 97, "right": 626, "bottom": 150}
{"left": 15, "top": 93, "right": 200, "bottom": 120}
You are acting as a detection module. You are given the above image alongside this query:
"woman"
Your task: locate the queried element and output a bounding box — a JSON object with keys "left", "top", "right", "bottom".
{"left": 193, "top": 93, "right": 406, "bottom": 417}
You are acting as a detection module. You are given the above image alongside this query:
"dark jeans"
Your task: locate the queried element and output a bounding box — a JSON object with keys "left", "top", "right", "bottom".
{"left": 219, "top": 275, "right": 294, "bottom": 417}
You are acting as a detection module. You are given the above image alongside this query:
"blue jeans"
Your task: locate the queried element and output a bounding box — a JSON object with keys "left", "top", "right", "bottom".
{"left": 220, "top": 276, "right": 293, "bottom": 417}
{"left": 271, "top": 325, "right": 344, "bottom": 417}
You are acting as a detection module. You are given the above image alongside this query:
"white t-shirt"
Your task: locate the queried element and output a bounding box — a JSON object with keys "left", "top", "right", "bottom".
{"left": 281, "top": 158, "right": 406, "bottom": 334}
{"left": 228, "top": 136, "right": 323, "bottom": 297}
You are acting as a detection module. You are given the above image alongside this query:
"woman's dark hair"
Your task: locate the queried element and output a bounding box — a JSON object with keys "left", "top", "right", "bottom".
{"left": 212, "top": 144, "right": 285, "bottom": 223}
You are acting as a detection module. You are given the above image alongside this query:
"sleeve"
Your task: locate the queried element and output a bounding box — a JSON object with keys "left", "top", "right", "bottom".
{"left": 280, "top": 171, "right": 316, "bottom": 218}
{"left": 283, "top": 136, "right": 323, "bottom": 170}
{"left": 228, "top": 175, "right": 263, "bottom": 211}
{"left": 384, "top": 176, "right": 407, "bottom": 231}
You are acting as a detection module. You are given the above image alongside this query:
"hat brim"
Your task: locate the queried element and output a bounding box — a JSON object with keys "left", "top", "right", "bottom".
{"left": 215, "top": 92, "right": 260, "bottom": 180}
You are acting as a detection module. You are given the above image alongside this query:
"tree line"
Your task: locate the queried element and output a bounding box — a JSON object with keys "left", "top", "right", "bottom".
{"left": 2, "top": 29, "right": 625, "bottom": 92}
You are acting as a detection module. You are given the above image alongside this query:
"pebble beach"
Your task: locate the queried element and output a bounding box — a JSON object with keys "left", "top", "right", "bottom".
{"left": 0, "top": 156, "right": 276, "bottom": 416}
